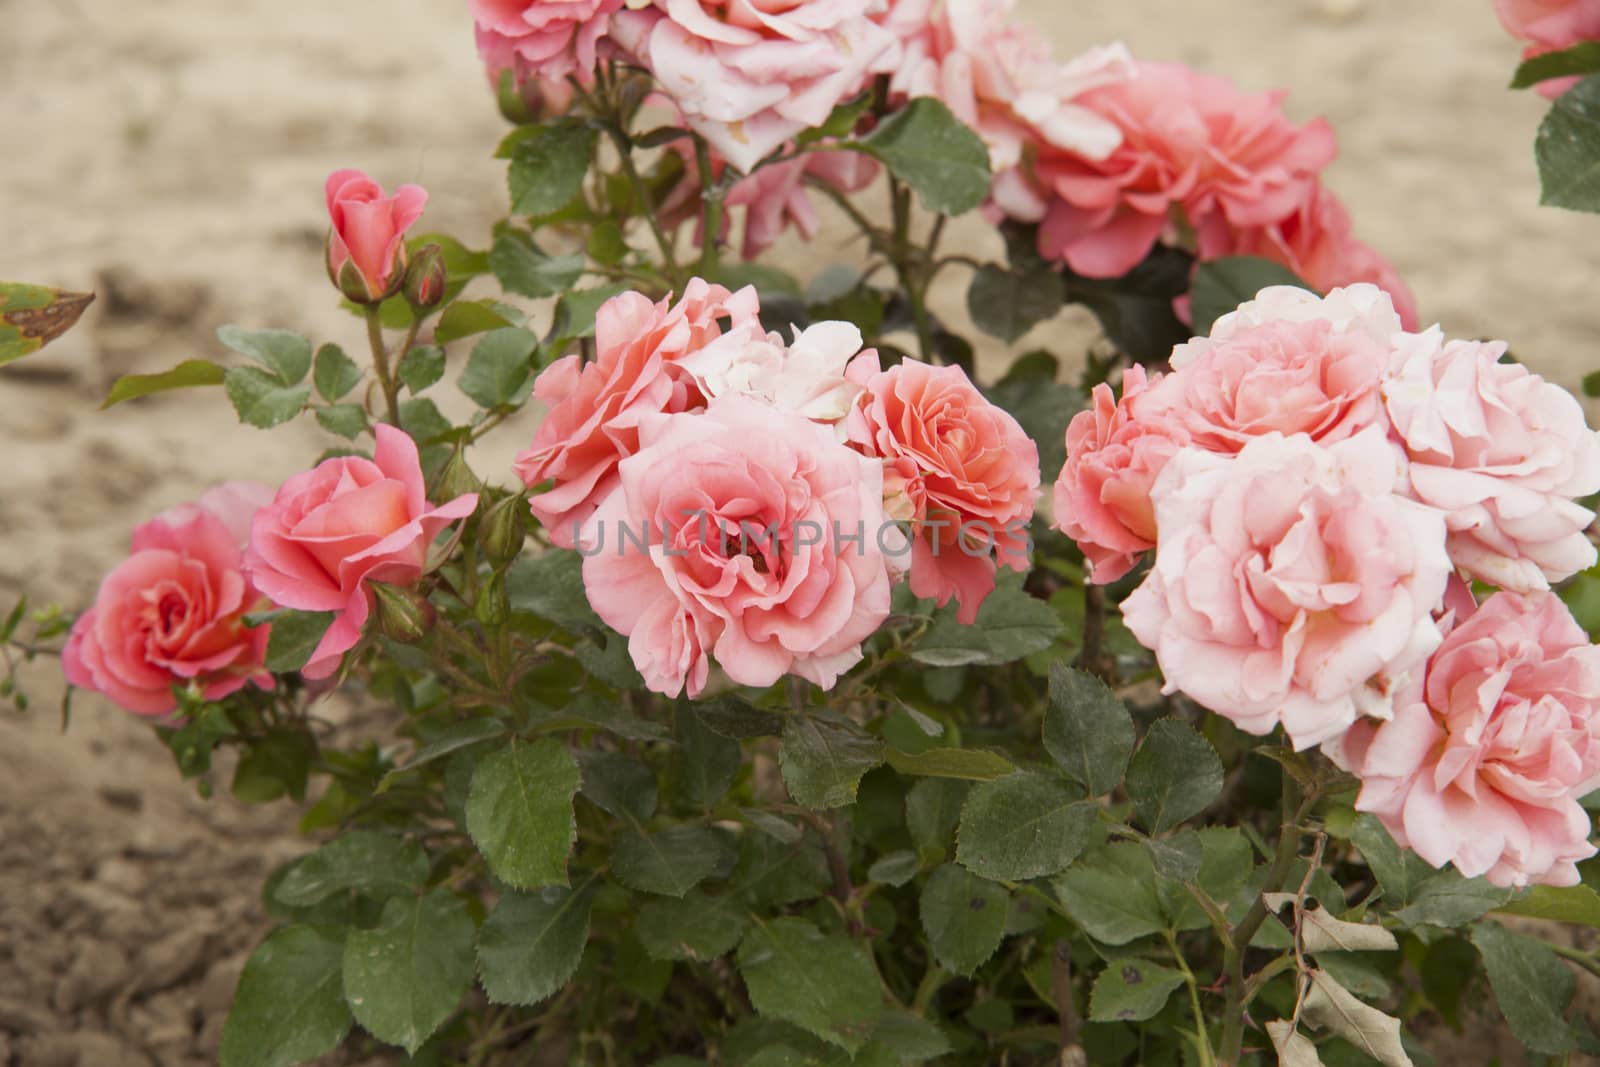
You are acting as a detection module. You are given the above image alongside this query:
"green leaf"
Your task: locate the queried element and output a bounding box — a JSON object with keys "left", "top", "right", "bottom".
{"left": 852, "top": 98, "right": 991, "bottom": 216}
{"left": 906, "top": 779, "right": 969, "bottom": 852}
{"left": 635, "top": 890, "right": 749, "bottom": 962}
{"left": 219, "top": 926, "right": 351, "bottom": 1067}
{"left": 911, "top": 582, "right": 1061, "bottom": 667}
{"left": 1537, "top": 75, "right": 1600, "bottom": 212}
{"left": 1043, "top": 664, "right": 1135, "bottom": 797}
{"left": 1054, "top": 842, "right": 1167, "bottom": 945}
{"left": 920, "top": 864, "right": 1009, "bottom": 976}
{"left": 273, "top": 831, "right": 429, "bottom": 907}
{"left": 732, "top": 832, "right": 831, "bottom": 910}
{"left": 312, "top": 343, "right": 362, "bottom": 401}
{"left": 1472, "top": 921, "right": 1578, "bottom": 1055}
{"left": 1513, "top": 41, "right": 1600, "bottom": 89}
{"left": 956, "top": 771, "right": 1097, "bottom": 881}
{"left": 587, "top": 219, "right": 628, "bottom": 265}
{"left": 507, "top": 550, "right": 602, "bottom": 630}
{"left": 1189, "top": 256, "right": 1313, "bottom": 335}
{"left": 508, "top": 119, "right": 598, "bottom": 217}
{"left": 1124, "top": 719, "right": 1224, "bottom": 834}
{"left": 694, "top": 696, "right": 784, "bottom": 739}
{"left": 217, "top": 325, "right": 313, "bottom": 384}
{"left": 225, "top": 366, "right": 311, "bottom": 428}
{"left": 867, "top": 851, "right": 921, "bottom": 887}
{"left": 231, "top": 728, "right": 313, "bottom": 805}
{"left": 967, "top": 263, "right": 1064, "bottom": 343}
{"left": 884, "top": 746, "right": 1013, "bottom": 781}
{"left": 490, "top": 231, "right": 584, "bottom": 299}
{"left": 1497, "top": 883, "right": 1600, "bottom": 927}
{"left": 779, "top": 713, "right": 885, "bottom": 809}
{"left": 342, "top": 888, "right": 477, "bottom": 1055}
{"left": 552, "top": 284, "right": 627, "bottom": 340}
{"left": 576, "top": 749, "right": 658, "bottom": 824}
{"left": 315, "top": 403, "right": 369, "bottom": 440}
{"left": 398, "top": 396, "right": 455, "bottom": 447}
{"left": 1393, "top": 869, "right": 1515, "bottom": 929}
{"left": 676, "top": 702, "right": 742, "bottom": 808}
{"left": 263, "top": 611, "right": 335, "bottom": 673}
{"left": 435, "top": 299, "right": 515, "bottom": 344}
{"left": 460, "top": 327, "right": 538, "bottom": 408}
{"left": 0, "top": 282, "right": 92, "bottom": 364}
{"left": 1350, "top": 815, "right": 1436, "bottom": 908}
{"left": 476, "top": 880, "right": 595, "bottom": 1005}
{"left": 1088, "top": 959, "right": 1187, "bottom": 1023}
{"left": 397, "top": 344, "right": 446, "bottom": 394}
{"left": 797, "top": 92, "right": 872, "bottom": 145}
{"left": 737, "top": 918, "right": 882, "bottom": 1054}
{"left": 611, "top": 825, "right": 733, "bottom": 898}
{"left": 465, "top": 738, "right": 581, "bottom": 889}
{"left": 102, "top": 359, "right": 226, "bottom": 408}
{"left": 378, "top": 718, "right": 507, "bottom": 792}
{"left": 1145, "top": 831, "right": 1204, "bottom": 884}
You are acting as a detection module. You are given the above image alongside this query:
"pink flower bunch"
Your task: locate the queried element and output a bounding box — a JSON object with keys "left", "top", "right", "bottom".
{"left": 64, "top": 483, "right": 276, "bottom": 717}
{"left": 469, "top": 0, "right": 626, "bottom": 87}
{"left": 520, "top": 280, "right": 1039, "bottom": 696}
{"left": 1496, "top": 0, "right": 1600, "bottom": 97}
{"left": 1053, "top": 282, "right": 1600, "bottom": 883}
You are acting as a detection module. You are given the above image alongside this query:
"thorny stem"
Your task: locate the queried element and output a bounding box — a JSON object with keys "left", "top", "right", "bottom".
{"left": 1079, "top": 583, "right": 1108, "bottom": 680}
{"left": 365, "top": 306, "right": 401, "bottom": 426}
{"left": 1286, "top": 832, "right": 1328, "bottom": 1029}
{"left": 695, "top": 137, "right": 726, "bottom": 278}
{"left": 887, "top": 176, "right": 937, "bottom": 361}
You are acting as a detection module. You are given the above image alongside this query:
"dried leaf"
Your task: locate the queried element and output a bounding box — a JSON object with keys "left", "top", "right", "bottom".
{"left": 1302, "top": 969, "right": 1413, "bottom": 1067}
{"left": 1266, "top": 1020, "right": 1325, "bottom": 1066}
{"left": 1262, "top": 894, "right": 1399, "bottom": 954}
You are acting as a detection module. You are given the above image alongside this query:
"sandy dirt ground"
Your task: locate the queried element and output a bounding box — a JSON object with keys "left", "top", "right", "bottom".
{"left": 2, "top": 0, "right": 1596, "bottom": 1063}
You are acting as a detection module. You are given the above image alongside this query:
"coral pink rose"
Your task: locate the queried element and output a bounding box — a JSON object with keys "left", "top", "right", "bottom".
{"left": 1052, "top": 366, "right": 1188, "bottom": 585}
{"left": 1196, "top": 184, "right": 1420, "bottom": 330}
{"left": 1121, "top": 429, "right": 1451, "bottom": 749}
{"left": 246, "top": 425, "right": 478, "bottom": 680}
{"left": 1495, "top": 0, "right": 1600, "bottom": 97}
{"left": 1147, "top": 315, "right": 1389, "bottom": 454}
{"left": 627, "top": 0, "right": 897, "bottom": 172}
{"left": 1382, "top": 328, "right": 1600, "bottom": 592}
{"left": 324, "top": 169, "right": 428, "bottom": 302}
{"left": 578, "top": 395, "right": 896, "bottom": 697}
{"left": 1033, "top": 61, "right": 1335, "bottom": 278}
{"left": 1328, "top": 591, "right": 1600, "bottom": 887}
{"left": 513, "top": 280, "right": 761, "bottom": 547}
{"left": 64, "top": 483, "right": 276, "bottom": 717}
{"left": 470, "top": 0, "right": 624, "bottom": 84}
{"left": 847, "top": 355, "right": 1040, "bottom": 624}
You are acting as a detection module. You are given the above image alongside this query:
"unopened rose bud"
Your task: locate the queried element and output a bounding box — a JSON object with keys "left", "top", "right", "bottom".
{"left": 372, "top": 582, "right": 436, "bottom": 644}
{"left": 324, "top": 168, "right": 426, "bottom": 304}
{"left": 403, "top": 244, "right": 447, "bottom": 313}
{"left": 479, "top": 493, "right": 528, "bottom": 565}
{"left": 432, "top": 447, "right": 482, "bottom": 506}
{"left": 475, "top": 580, "right": 509, "bottom": 629}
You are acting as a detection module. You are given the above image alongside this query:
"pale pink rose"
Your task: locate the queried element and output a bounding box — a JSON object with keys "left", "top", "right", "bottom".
{"left": 579, "top": 395, "right": 896, "bottom": 696}
{"left": 513, "top": 280, "right": 761, "bottom": 547}
{"left": 246, "top": 425, "right": 478, "bottom": 679}
{"left": 64, "top": 484, "right": 276, "bottom": 717}
{"left": 1495, "top": 0, "right": 1600, "bottom": 97}
{"left": 1033, "top": 62, "right": 1335, "bottom": 278}
{"left": 1196, "top": 185, "right": 1420, "bottom": 330}
{"left": 846, "top": 355, "right": 1040, "bottom": 624}
{"left": 1122, "top": 430, "right": 1452, "bottom": 749}
{"left": 677, "top": 319, "right": 869, "bottom": 428}
{"left": 1052, "top": 366, "right": 1189, "bottom": 585}
{"left": 1329, "top": 591, "right": 1600, "bottom": 887}
{"left": 1382, "top": 328, "right": 1600, "bottom": 592}
{"left": 1146, "top": 316, "right": 1388, "bottom": 454}
{"left": 469, "top": 0, "right": 624, "bottom": 84}
{"left": 324, "top": 169, "right": 427, "bottom": 303}
{"left": 630, "top": 0, "right": 897, "bottom": 172}
{"left": 1181, "top": 281, "right": 1407, "bottom": 358}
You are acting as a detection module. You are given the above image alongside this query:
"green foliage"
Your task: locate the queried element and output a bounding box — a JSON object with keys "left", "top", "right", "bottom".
{"left": 1043, "top": 664, "right": 1135, "bottom": 797}
{"left": 342, "top": 888, "right": 477, "bottom": 1054}
{"left": 919, "top": 864, "right": 1009, "bottom": 975}
{"left": 263, "top": 611, "right": 335, "bottom": 673}
{"left": 465, "top": 738, "right": 580, "bottom": 889}
{"left": 779, "top": 713, "right": 885, "bottom": 809}
{"left": 851, "top": 98, "right": 991, "bottom": 215}
{"left": 1189, "top": 256, "right": 1312, "bottom": 333}
{"left": 1513, "top": 41, "right": 1600, "bottom": 88}
{"left": 220, "top": 926, "right": 350, "bottom": 1067}
{"left": 956, "top": 771, "right": 1097, "bottom": 881}
{"left": 459, "top": 327, "right": 537, "bottom": 408}
{"left": 102, "top": 359, "right": 225, "bottom": 408}
{"left": 737, "top": 918, "right": 883, "bottom": 1054}
{"left": 507, "top": 119, "right": 598, "bottom": 217}
{"left": 476, "top": 880, "right": 596, "bottom": 1005}
{"left": 1537, "top": 75, "right": 1600, "bottom": 211}
{"left": 1124, "top": 718, "right": 1224, "bottom": 834}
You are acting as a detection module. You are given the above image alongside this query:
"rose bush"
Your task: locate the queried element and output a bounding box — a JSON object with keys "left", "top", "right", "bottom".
{"left": 7, "top": 1, "right": 1600, "bottom": 1065}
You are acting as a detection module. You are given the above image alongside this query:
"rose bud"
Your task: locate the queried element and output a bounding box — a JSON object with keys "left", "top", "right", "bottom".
{"left": 324, "top": 169, "right": 427, "bottom": 304}
{"left": 403, "top": 244, "right": 447, "bottom": 314}
{"left": 479, "top": 492, "right": 528, "bottom": 566}
{"left": 371, "top": 582, "right": 436, "bottom": 644}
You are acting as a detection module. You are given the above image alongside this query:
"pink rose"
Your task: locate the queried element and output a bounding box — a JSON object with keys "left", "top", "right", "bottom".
{"left": 63, "top": 483, "right": 276, "bottom": 717}
{"left": 470, "top": 0, "right": 624, "bottom": 84}
{"left": 628, "top": 0, "right": 897, "bottom": 172}
{"left": 1197, "top": 184, "right": 1420, "bottom": 330}
{"left": 1329, "top": 591, "right": 1600, "bottom": 887}
{"left": 1033, "top": 61, "right": 1335, "bottom": 278}
{"left": 246, "top": 425, "right": 478, "bottom": 679}
{"left": 1148, "top": 315, "right": 1389, "bottom": 454}
{"left": 676, "top": 319, "right": 868, "bottom": 428}
{"left": 1382, "top": 328, "right": 1600, "bottom": 592}
{"left": 847, "top": 355, "right": 1040, "bottom": 624}
{"left": 1189, "top": 281, "right": 1406, "bottom": 348}
{"left": 1495, "top": 0, "right": 1600, "bottom": 97}
{"left": 324, "top": 169, "right": 428, "bottom": 303}
{"left": 1052, "top": 366, "right": 1189, "bottom": 585}
{"left": 579, "top": 395, "right": 896, "bottom": 697}
{"left": 513, "top": 280, "right": 761, "bottom": 547}
{"left": 1121, "top": 430, "right": 1451, "bottom": 749}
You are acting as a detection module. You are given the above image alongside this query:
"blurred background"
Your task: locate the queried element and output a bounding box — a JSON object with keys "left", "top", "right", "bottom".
{"left": 0, "top": 0, "right": 1590, "bottom": 1062}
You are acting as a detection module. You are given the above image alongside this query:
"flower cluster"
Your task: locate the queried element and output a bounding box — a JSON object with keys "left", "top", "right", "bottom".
{"left": 515, "top": 282, "right": 1040, "bottom": 697}
{"left": 1055, "top": 282, "right": 1600, "bottom": 885}
{"left": 1496, "top": 0, "right": 1600, "bottom": 97}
